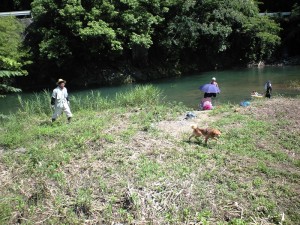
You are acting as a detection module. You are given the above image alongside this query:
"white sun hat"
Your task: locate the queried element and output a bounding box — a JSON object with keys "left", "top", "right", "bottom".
{"left": 56, "top": 79, "right": 66, "bottom": 85}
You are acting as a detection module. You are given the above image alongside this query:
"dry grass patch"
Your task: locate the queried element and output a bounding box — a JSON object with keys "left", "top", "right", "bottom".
{"left": 1, "top": 95, "right": 300, "bottom": 224}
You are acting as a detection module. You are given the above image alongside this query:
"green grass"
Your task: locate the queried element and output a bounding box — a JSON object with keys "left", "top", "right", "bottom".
{"left": 0, "top": 88, "right": 299, "bottom": 224}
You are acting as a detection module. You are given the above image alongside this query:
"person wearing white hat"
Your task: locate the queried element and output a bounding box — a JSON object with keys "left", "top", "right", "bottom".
{"left": 51, "top": 79, "right": 73, "bottom": 122}
{"left": 204, "top": 77, "right": 219, "bottom": 98}
{"left": 211, "top": 77, "right": 218, "bottom": 87}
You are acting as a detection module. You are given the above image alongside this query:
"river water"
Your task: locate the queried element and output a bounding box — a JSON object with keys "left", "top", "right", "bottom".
{"left": 1, "top": 66, "right": 299, "bottom": 114}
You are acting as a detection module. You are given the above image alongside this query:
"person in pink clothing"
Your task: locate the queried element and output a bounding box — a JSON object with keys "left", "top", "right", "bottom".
{"left": 200, "top": 97, "right": 213, "bottom": 110}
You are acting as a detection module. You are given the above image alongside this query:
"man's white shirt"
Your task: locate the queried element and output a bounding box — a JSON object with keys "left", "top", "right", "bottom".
{"left": 52, "top": 87, "right": 68, "bottom": 108}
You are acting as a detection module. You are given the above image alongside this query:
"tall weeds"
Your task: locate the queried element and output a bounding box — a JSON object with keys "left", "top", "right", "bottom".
{"left": 18, "top": 90, "right": 52, "bottom": 116}
{"left": 287, "top": 80, "right": 300, "bottom": 91}
{"left": 17, "top": 85, "right": 162, "bottom": 116}
{"left": 115, "top": 85, "right": 161, "bottom": 107}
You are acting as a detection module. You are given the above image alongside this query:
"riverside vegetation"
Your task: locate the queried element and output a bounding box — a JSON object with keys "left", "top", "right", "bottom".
{"left": 2, "top": 0, "right": 300, "bottom": 93}
{"left": 0, "top": 86, "right": 300, "bottom": 224}
{"left": 2, "top": 0, "right": 286, "bottom": 90}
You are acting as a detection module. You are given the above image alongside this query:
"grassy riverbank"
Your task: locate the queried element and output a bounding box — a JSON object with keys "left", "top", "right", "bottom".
{"left": 0, "top": 86, "right": 299, "bottom": 224}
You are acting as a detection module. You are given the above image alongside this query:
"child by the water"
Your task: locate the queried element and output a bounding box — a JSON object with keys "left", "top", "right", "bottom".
{"left": 200, "top": 97, "right": 213, "bottom": 110}
{"left": 251, "top": 90, "right": 259, "bottom": 96}
{"left": 264, "top": 81, "right": 272, "bottom": 98}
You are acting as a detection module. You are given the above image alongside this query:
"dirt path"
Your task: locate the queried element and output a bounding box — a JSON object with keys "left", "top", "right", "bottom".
{"left": 155, "top": 110, "right": 216, "bottom": 138}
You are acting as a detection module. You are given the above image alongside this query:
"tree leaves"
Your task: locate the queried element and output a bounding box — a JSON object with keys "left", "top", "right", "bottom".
{"left": 27, "top": 0, "right": 281, "bottom": 82}
{"left": 0, "top": 17, "right": 28, "bottom": 97}
{"left": 160, "top": 0, "right": 280, "bottom": 64}
{"left": 0, "top": 70, "right": 24, "bottom": 78}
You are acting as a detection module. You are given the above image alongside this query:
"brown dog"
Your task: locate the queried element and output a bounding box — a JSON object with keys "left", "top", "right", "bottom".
{"left": 189, "top": 125, "right": 221, "bottom": 144}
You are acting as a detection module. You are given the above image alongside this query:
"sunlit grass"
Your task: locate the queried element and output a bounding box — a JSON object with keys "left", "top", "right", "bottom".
{"left": 0, "top": 92, "right": 299, "bottom": 224}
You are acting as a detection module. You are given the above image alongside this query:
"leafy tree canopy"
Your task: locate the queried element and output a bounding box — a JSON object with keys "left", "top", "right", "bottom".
{"left": 283, "top": 3, "right": 300, "bottom": 56}
{"left": 25, "top": 0, "right": 281, "bottom": 84}
{"left": 258, "top": 0, "right": 298, "bottom": 12}
{"left": 159, "top": 0, "right": 280, "bottom": 64}
{"left": 29, "top": 0, "right": 169, "bottom": 61}
{"left": 0, "top": 16, "right": 29, "bottom": 97}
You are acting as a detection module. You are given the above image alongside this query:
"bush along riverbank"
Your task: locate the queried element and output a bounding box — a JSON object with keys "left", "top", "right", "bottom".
{"left": 0, "top": 86, "right": 300, "bottom": 224}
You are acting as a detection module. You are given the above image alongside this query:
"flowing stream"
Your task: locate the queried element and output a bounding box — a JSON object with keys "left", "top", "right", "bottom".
{"left": 1, "top": 66, "right": 299, "bottom": 115}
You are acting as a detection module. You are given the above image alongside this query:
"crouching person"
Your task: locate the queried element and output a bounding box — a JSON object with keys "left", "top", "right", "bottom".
{"left": 200, "top": 97, "right": 213, "bottom": 110}
{"left": 51, "top": 79, "right": 73, "bottom": 123}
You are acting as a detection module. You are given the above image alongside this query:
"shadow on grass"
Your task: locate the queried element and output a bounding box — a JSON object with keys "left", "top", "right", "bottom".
{"left": 183, "top": 139, "right": 214, "bottom": 148}
{"left": 39, "top": 120, "right": 52, "bottom": 126}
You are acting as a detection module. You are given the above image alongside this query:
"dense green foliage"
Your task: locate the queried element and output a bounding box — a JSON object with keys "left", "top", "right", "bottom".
{"left": 0, "top": 16, "right": 29, "bottom": 97}
{"left": 0, "top": 0, "right": 33, "bottom": 11}
{"left": 258, "top": 0, "right": 298, "bottom": 12}
{"left": 158, "top": 0, "right": 280, "bottom": 66}
{"left": 23, "top": 0, "right": 281, "bottom": 86}
{"left": 3, "top": 0, "right": 299, "bottom": 88}
{"left": 281, "top": 3, "right": 300, "bottom": 56}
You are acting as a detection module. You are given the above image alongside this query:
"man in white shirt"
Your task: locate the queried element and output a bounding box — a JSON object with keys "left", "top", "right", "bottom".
{"left": 51, "top": 79, "right": 73, "bottom": 122}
